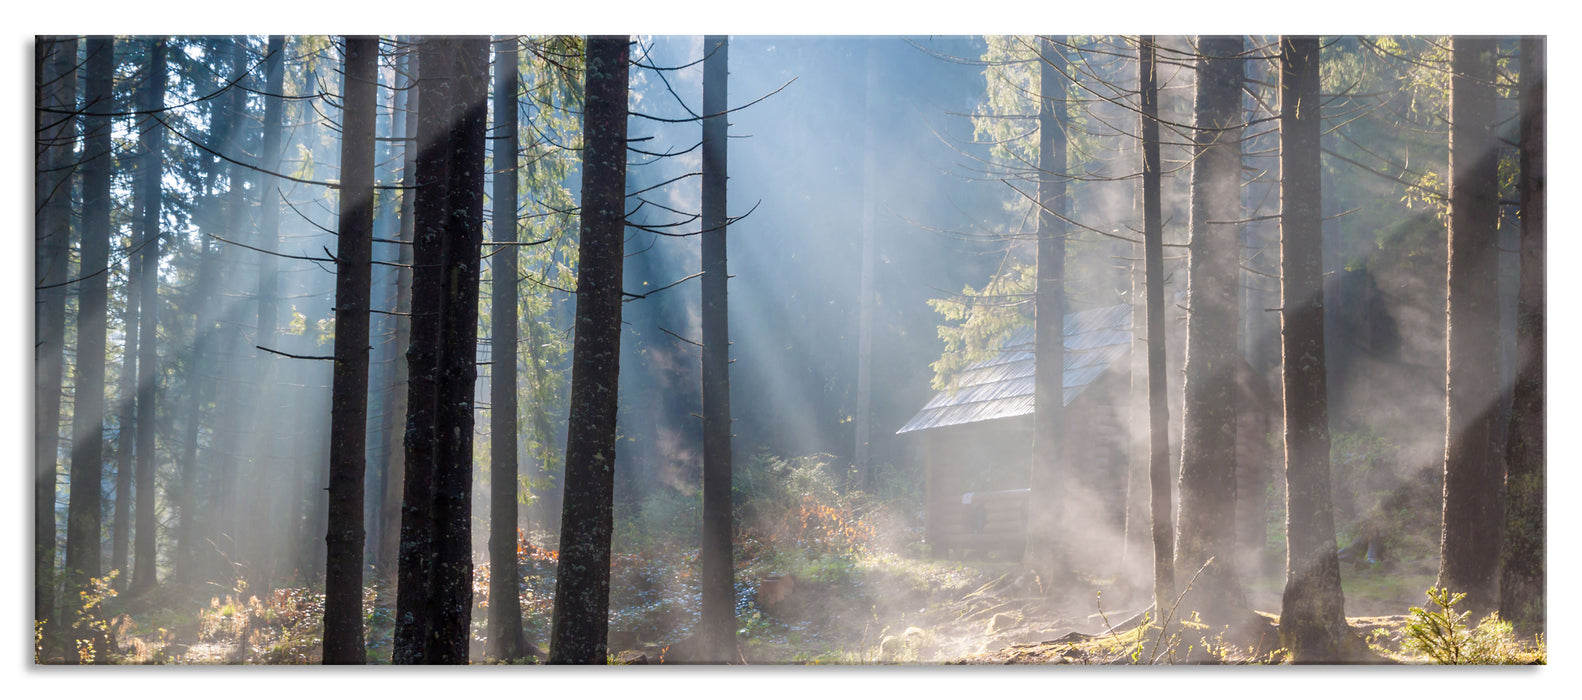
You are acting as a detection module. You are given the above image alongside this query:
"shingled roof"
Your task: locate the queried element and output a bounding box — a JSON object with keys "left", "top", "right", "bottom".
{"left": 896, "top": 303, "right": 1132, "bottom": 434}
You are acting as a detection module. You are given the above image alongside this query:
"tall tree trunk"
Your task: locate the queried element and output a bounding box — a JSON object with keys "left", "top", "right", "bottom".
{"left": 393, "top": 37, "right": 449, "bottom": 663}
{"left": 34, "top": 35, "right": 77, "bottom": 643}
{"left": 486, "top": 35, "right": 528, "bottom": 663}
{"left": 322, "top": 35, "right": 377, "bottom": 666}
{"left": 431, "top": 36, "right": 490, "bottom": 666}
{"left": 252, "top": 34, "right": 286, "bottom": 596}
{"left": 1276, "top": 35, "right": 1347, "bottom": 662}
{"left": 66, "top": 36, "right": 113, "bottom": 662}
{"left": 698, "top": 33, "right": 737, "bottom": 663}
{"left": 547, "top": 35, "right": 629, "bottom": 665}
{"left": 393, "top": 36, "right": 490, "bottom": 665}
{"left": 853, "top": 40, "right": 877, "bottom": 488}
{"left": 215, "top": 37, "right": 260, "bottom": 595}
{"left": 381, "top": 43, "right": 418, "bottom": 577}
{"left": 1137, "top": 35, "right": 1175, "bottom": 618}
{"left": 1500, "top": 35, "right": 1544, "bottom": 633}
{"left": 1024, "top": 35, "right": 1068, "bottom": 585}
{"left": 1437, "top": 36, "right": 1502, "bottom": 618}
{"left": 113, "top": 217, "right": 140, "bottom": 591}
{"left": 131, "top": 38, "right": 167, "bottom": 598}
{"left": 1174, "top": 34, "right": 1247, "bottom": 630}
{"left": 366, "top": 38, "right": 402, "bottom": 574}
{"left": 175, "top": 37, "right": 245, "bottom": 586}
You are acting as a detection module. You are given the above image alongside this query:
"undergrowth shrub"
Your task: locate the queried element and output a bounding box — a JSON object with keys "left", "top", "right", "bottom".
{"left": 1394, "top": 587, "right": 1545, "bottom": 664}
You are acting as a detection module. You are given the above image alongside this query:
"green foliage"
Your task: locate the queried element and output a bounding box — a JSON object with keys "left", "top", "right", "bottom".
{"left": 927, "top": 263, "right": 1033, "bottom": 392}
{"left": 1397, "top": 587, "right": 1545, "bottom": 664}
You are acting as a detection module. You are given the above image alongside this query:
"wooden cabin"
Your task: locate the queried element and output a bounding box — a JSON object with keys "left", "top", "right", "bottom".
{"left": 900, "top": 302, "right": 1278, "bottom": 569}
{"left": 898, "top": 304, "right": 1135, "bottom": 559}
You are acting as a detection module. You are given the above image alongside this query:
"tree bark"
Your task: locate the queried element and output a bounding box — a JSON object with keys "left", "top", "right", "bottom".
{"left": 1174, "top": 34, "right": 1247, "bottom": 629}
{"left": 251, "top": 34, "right": 286, "bottom": 596}
{"left": 853, "top": 40, "right": 877, "bottom": 488}
{"left": 547, "top": 35, "right": 629, "bottom": 665}
{"left": 1024, "top": 35, "right": 1069, "bottom": 586}
{"left": 35, "top": 35, "right": 77, "bottom": 642}
{"left": 322, "top": 35, "right": 377, "bottom": 666}
{"left": 393, "top": 35, "right": 490, "bottom": 665}
{"left": 1276, "top": 36, "right": 1348, "bottom": 662}
{"left": 486, "top": 35, "right": 528, "bottom": 663}
{"left": 698, "top": 33, "right": 737, "bottom": 663}
{"left": 131, "top": 38, "right": 167, "bottom": 598}
{"left": 380, "top": 40, "right": 418, "bottom": 577}
{"left": 1500, "top": 35, "right": 1544, "bottom": 633}
{"left": 66, "top": 35, "right": 112, "bottom": 662}
{"left": 1137, "top": 35, "right": 1175, "bottom": 618}
{"left": 1437, "top": 36, "right": 1502, "bottom": 618}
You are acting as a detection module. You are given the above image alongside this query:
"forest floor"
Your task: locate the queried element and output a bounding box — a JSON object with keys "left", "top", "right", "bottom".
{"left": 717, "top": 547, "right": 1440, "bottom": 665}
{"left": 55, "top": 543, "right": 1512, "bottom": 665}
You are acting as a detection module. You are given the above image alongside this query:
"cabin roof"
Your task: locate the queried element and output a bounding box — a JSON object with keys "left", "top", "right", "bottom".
{"left": 896, "top": 303, "right": 1132, "bottom": 434}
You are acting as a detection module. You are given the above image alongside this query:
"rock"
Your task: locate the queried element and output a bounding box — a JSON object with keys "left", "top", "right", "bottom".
{"left": 615, "top": 650, "right": 648, "bottom": 665}
{"left": 987, "top": 611, "right": 1019, "bottom": 634}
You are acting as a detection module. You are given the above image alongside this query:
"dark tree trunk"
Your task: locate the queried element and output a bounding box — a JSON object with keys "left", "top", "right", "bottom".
{"left": 1500, "top": 35, "right": 1544, "bottom": 633}
{"left": 1437, "top": 36, "right": 1502, "bottom": 618}
{"left": 431, "top": 36, "right": 490, "bottom": 666}
{"left": 1276, "top": 36, "right": 1347, "bottom": 662}
{"left": 393, "top": 36, "right": 490, "bottom": 665}
{"left": 1024, "top": 35, "right": 1069, "bottom": 585}
{"left": 486, "top": 35, "right": 528, "bottom": 663}
{"left": 698, "top": 33, "right": 737, "bottom": 664}
{"left": 131, "top": 38, "right": 167, "bottom": 598}
{"left": 393, "top": 37, "right": 450, "bottom": 663}
{"left": 1174, "top": 34, "right": 1247, "bottom": 629}
{"left": 66, "top": 36, "right": 112, "bottom": 662}
{"left": 322, "top": 35, "right": 378, "bottom": 666}
{"left": 1137, "top": 35, "right": 1175, "bottom": 617}
{"left": 547, "top": 35, "right": 629, "bottom": 665}
{"left": 34, "top": 35, "right": 77, "bottom": 643}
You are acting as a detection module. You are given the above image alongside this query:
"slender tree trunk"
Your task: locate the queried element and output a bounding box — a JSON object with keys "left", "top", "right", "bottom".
{"left": 131, "top": 38, "right": 167, "bottom": 597}
{"left": 486, "top": 35, "right": 528, "bottom": 663}
{"left": 853, "top": 40, "right": 877, "bottom": 488}
{"left": 366, "top": 39, "right": 402, "bottom": 574}
{"left": 175, "top": 37, "right": 245, "bottom": 586}
{"left": 253, "top": 34, "right": 286, "bottom": 597}
{"left": 1024, "top": 35, "right": 1068, "bottom": 585}
{"left": 380, "top": 44, "right": 417, "bottom": 578}
{"left": 35, "top": 35, "right": 77, "bottom": 643}
{"left": 1174, "top": 34, "right": 1247, "bottom": 630}
{"left": 1437, "top": 36, "right": 1502, "bottom": 618}
{"left": 1137, "top": 35, "right": 1175, "bottom": 618}
{"left": 698, "top": 33, "right": 737, "bottom": 663}
{"left": 1500, "top": 35, "right": 1544, "bottom": 633}
{"left": 66, "top": 36, "right": 113, "bottom": 663}
{"left": 113, "top": 225, "right": 140, "bottom": 591}
{"left": 1276, "top": 36, "right": 1347, "bottom": 662}
{"left": 215, "top": 37, "right": 259, "bottom": 595}
{"left": 322, "top": 35, "right": 377, "bottom": 666}
{"left": 547, "top": 35, "right": 629, "bottom": 665}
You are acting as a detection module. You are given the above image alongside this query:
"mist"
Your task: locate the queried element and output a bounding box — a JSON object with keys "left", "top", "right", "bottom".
{"left": 31, "top": 34, "right": 1543, "bottom": 665}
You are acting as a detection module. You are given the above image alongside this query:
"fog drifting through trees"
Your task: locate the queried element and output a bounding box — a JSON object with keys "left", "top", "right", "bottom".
{"left": 31, "top": 34, "right": 1543, "bottom": 666}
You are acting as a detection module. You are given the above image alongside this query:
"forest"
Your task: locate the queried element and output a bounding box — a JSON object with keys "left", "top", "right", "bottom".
{"left": 30, "top": 33, "right": 1545, "bottom": 667}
